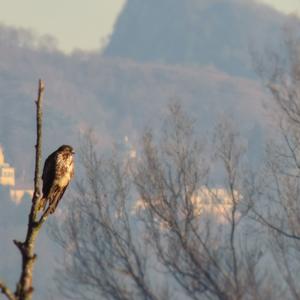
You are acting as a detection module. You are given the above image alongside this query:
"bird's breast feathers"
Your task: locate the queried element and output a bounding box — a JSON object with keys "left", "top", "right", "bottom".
{"left": 55, "top": 153, "right": 74, "bottom": 187}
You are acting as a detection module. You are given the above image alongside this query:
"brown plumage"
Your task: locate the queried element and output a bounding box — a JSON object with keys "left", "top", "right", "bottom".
{"left": 38, "top": 145, "right": 75, "bottom": 214}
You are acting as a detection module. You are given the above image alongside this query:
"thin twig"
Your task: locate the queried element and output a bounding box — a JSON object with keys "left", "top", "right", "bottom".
{"left": 0, "top": 280, "right": 17, "bottom": 300}
{"left": 253, "top": 209, "right": 300, "bottom": 241}
{"left": 38, "top": 206, "right": 53, "bottom": 226}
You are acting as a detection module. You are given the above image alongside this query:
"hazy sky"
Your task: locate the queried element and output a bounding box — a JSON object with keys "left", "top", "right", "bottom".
{"left": 0, "top": 0, "right": 126, "bottom": 53}
{"left": 0, "top": 0, "right": 298, "bottom": 53}
{"left": 260, "top": 0, "right": 300, "bottom": 13}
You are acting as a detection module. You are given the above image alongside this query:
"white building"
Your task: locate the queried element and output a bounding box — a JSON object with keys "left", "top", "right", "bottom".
{"left": 0, "top": 145, "right": 33, "bottom": 204}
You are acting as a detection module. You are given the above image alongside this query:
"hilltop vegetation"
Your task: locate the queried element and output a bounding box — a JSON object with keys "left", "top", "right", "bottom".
{"left": 104, "top": 0, "right": 285, "bottom": 77}
{"left": 0, "top": 23, "right": 267, "bottom": 183}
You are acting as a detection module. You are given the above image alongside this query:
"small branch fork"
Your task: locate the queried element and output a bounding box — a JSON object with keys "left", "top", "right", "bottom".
{"left": 0, "top": 281, "right": 17, "bottom": 300}
{"left": 0, "top": 80, "right": 49, "bottom": 300}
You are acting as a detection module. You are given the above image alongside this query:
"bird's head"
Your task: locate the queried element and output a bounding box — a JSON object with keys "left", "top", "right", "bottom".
{"left": 57, "top": 145, "right": 75, "bottom": 155}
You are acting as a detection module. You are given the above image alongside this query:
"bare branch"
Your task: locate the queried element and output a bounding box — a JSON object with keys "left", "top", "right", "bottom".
{"left": 14, "top": 79, "right": 45, "bottom": 300}
{"left": 0, "top": 281, "right": 17, "bottom": 300}
{"left": 253, "top": 210, "right": 300, "bottom": 241}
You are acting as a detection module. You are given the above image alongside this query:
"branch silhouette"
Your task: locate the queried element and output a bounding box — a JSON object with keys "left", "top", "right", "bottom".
{"left": 0, "top": 80, "right": 52, "bottom": 300}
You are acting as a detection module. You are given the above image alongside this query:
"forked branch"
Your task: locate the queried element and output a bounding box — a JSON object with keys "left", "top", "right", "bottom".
{"left": 6, "top": 79, "right": 46, "bottom": 300}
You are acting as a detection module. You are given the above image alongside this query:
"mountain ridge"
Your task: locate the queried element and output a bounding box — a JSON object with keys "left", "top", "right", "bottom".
{"left": 104, "top": 0, "right": 286, "bottom": 77}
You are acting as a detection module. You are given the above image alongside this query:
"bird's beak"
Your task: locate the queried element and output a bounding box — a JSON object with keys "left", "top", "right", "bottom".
{"left": 72, "top": 151, "right": 75, "bottom": 154}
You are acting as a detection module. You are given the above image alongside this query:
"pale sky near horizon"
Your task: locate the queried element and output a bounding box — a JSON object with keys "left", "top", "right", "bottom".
{"left": 0, "top": 0, "right": 298, "bottom": 53}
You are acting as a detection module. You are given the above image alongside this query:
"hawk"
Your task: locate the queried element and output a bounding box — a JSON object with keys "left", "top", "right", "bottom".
{"left": 38, "top": 145, "right": 75, "bottom": 214}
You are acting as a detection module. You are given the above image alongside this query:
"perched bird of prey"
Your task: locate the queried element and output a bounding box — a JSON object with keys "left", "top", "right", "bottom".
{"left": 38, "top": 145, "right": 75, "bottom": 214}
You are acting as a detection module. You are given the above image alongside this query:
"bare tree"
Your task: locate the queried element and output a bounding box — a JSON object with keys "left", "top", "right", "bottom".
{"left": 133, "top": 106, "right": 269, "bottom": 300}
{"left": 0, "top": 80, "right": 59, "bottom": 300}
{"left": 252, "top": 20, "right": 300, "bottom": 299}
{"left": 52, "top": 104, "right": 273, "bottom": 300}
{"left": 50, "top": 131, "right": 166, "bottom": 300}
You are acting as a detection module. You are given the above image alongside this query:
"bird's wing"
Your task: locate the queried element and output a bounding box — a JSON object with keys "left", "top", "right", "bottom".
{"left": 58, "top": 184, "right": 68, "bottom": 202}
{"left": 42, "top": 152, "right": 57, "bottom": 197}
{"left": 48, "top": 184, "right": 69, "bottom": 214}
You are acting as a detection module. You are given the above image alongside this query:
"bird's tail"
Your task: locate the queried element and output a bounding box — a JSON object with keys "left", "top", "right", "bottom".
{"left": 37, "top": 196, "right": 47, "bottom": 212}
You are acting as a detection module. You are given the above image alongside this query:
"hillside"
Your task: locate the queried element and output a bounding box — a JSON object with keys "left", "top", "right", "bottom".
{"left": 0, "top": 2, "right": 287, "bottom": 296}
{"left": 104, "top": 0, "right": 285, "bottom": 77}
{"left": 0, "top": 24, "right": 267, "bottom": 183}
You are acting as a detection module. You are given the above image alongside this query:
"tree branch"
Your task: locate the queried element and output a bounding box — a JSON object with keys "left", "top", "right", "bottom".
{"left": 0, "top": 280, "right": 17, "bottom": 300}
{"left": 253, "top": 209, "right": 300, "bottom": 241}
{"left": 14, "top": 79, "right": 45, "bottom": 300}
